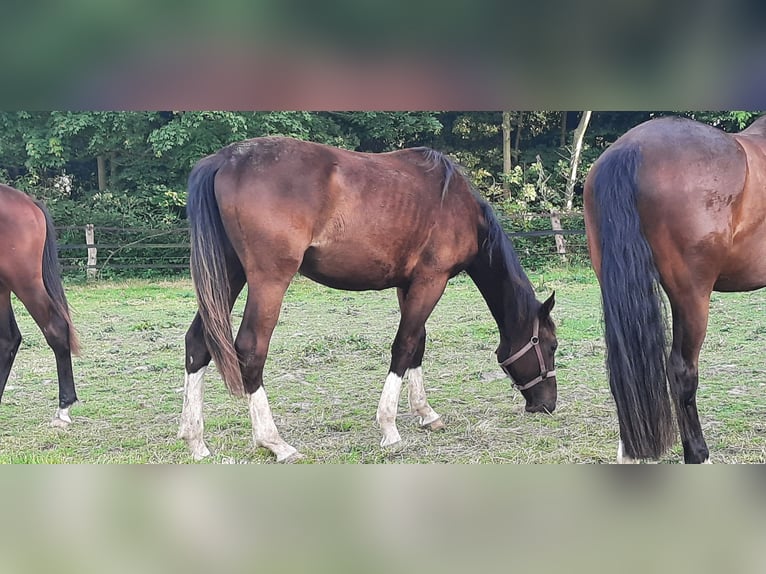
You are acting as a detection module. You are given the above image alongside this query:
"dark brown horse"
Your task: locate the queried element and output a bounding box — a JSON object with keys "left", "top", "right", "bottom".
{"left": 584, "top": 115, "right": 766, "bottom": 464}
{"left": 179, "top": 137, "right": 557, "bottom": 462}
{"left": 0, "top": 184, "right": 80, "bottom": 426}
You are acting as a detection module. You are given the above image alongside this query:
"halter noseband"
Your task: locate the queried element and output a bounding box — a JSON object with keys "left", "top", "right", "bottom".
{"left": 499, "top": 317, "right": 556, "bottom": 391}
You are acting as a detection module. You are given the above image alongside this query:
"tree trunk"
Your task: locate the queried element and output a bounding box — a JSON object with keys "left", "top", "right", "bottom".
{"left": 514, "top": 111, "right": 524, "bottom": 164}
{"left": 560, "top": 112, "right": 567, "bottom": 147}
{"left": 502, "top": 111, "right": 512, "bottom": 198}
{"left": 564, "top": 111, "right": 592, "bottom": 212}
{"left": 97, "top": 155, "right": 107, "bottom": 192}
{"left": 110, "top": 151, "right": 117, "bottom": 188}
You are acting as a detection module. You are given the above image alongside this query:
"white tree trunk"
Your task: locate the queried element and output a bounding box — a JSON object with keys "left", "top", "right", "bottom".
{"left": 502, "top": 111, "right": 512, "bottom": 199}
{"left": 565, "top": 111, "right": 592, "bottom": 212}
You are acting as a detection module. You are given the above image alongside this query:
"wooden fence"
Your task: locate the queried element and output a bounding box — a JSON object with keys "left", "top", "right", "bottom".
{"left": 55, "top": 212, "right": 587, "bottom": 277}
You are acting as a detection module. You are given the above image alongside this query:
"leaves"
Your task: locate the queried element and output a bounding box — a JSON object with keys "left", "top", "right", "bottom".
{"left": 0, "top": 110, "right": 763, "bottom": 234}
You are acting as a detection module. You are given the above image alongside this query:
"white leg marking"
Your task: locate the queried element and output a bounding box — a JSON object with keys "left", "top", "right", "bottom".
{"left": 406, "top": 367, "right": 442, "bottom": 428}
{"left": 178, "top": 367, "right": 211, "bottom": 461}
{"left": 617, "top": 440, "right": 638, "bottom": 464}
{"left": 702, "top": 458, "right": 712, "bottom": 464}
{"left": 377, "top": 372, "right": 403, "bottom": 447}
{"left": 50, "top": 406, "right": 72, "bottom": 428}
{"left": 249, "top": 387, "right": 300, "bottom": 463}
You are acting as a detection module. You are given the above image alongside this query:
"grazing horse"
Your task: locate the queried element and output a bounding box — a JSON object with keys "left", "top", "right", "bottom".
{"left": 0, "top": 184, "right": 80, "bottom": 426}
{"left": 584, "top": 115, "right": 766, "bottom": 464}
{"left": 179, "top": 137, "right": 557, "bottom": 462}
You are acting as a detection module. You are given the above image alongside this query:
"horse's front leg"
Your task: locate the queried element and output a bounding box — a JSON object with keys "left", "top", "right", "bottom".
{"left": 378, "top": 279, "right": 448, "bottom": 448}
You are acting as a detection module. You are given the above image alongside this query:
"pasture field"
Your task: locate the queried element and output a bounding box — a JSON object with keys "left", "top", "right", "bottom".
{"left": 1, "top": 266, "right": 765, "bottom": 463}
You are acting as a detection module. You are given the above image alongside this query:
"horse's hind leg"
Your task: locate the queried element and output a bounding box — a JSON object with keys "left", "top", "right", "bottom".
{"left": 237, "top": 276, "right": 300, "bottom": 463}
{"left": 179, "top": 267, "right": 246, "bottom": 461}
{"left": 0, "top": 290, "right": 22, "bottom": 404}
{"left": 179, "top": 312, "right": 215, "bottom": 460}
{"left": 13, "top": 282, "right": 77, "bottom": 426}
{"left": 667, "top": 294, "right": 711, "bottom": 464}
{"left": 396, "top": 288, "right": 443, "bottom": 432}
{"left": 377, "top": 278, "right": 448, "bottom": 448}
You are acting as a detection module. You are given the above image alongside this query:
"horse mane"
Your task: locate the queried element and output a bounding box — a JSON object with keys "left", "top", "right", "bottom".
{"left": 412, "top": 147, "right": 458, "bottom": 199}
{"left": 410, "top": 146, "right": 537, "bottom": 324}
{"left": 477, "top": 199, "right": 538, "bottom": 324}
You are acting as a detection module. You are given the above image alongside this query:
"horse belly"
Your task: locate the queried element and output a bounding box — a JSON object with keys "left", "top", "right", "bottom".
{"left": 299, "top": 244, "right": 407, "bottom": 291}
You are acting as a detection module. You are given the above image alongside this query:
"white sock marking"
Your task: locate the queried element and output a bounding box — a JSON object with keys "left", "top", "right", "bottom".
{"left": 50, "top": 406, "right": 72, "bottom": 427}
{"left": 617, "top": 440, "right": 638, "bottom": 464}
{"left": 249, "top": 387, "right": 299, "bottom": 462}
{"left": 55, "top": 407, "right": 72, "bottom": 424}
{"left": 377, "top": 372, "right": 403, "bottom": 447}
{"left": 406, "top": 367, "right": 441, "bottom": 427}
{"left": 178, "top": 367, "right": 211, "bottom": 460}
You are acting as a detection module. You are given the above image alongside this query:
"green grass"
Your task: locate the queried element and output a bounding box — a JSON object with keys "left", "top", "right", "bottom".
{"left": 1, "top": 267, "right": 765, "bottom": 463}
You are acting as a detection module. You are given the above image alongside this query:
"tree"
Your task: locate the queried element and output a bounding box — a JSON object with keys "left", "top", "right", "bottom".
{"left": 564, "top": 111, "right": 591, "bottom": 211}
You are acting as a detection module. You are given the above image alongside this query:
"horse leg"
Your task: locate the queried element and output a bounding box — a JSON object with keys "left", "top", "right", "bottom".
{"left": 0, "top": 290, "right": 22, "bottom": 403}
{"left": 237, "top": 278, "right": 300, "bottom": 463}
{"left": 377, "top": 278, "right": 448, "bottom": 447}
{"left": 179, "top": 312, "right": 214, "bottom": 461}
{"left": 667, "top": 296, "right": 711, "bottom": 464}
{"left": 179, "top": 268, "right": 246, "bottom": 461}
{"left": 13, "top": 282, "right": 77, "bottom": 426}
{"left": 396, "top": 287, "right": 444, "bottom": 431}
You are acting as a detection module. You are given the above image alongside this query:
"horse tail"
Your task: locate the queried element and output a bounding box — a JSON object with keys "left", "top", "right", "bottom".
{"left": 591, "top": 143, "right": 675, "bottom": 460}
{"left": 35, "top": 200, "right": 80, "bottom": 356}
{"left": 186, "top": 152, "right": 245, "bottom": 397}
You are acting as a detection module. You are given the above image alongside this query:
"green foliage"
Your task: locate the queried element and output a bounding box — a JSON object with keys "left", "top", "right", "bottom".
{"left": 0, "top": 110, "right": 761, "bottom": 276}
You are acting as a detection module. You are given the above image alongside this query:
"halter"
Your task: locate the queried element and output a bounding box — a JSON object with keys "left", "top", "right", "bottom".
{"left": 499, "top": 317, "right": 556, "bottom": 391}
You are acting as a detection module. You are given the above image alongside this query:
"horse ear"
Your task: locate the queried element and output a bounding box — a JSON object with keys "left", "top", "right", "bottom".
{"left": 540, "top": 291, "right": 555, "bottom": 317}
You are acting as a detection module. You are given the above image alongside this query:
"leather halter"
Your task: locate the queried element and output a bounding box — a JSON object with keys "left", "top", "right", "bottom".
{"left": 499, "top": 317, "right": 556, "bottom": 391}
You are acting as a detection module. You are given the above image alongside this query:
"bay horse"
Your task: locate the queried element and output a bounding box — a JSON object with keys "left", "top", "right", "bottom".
{"left": 179, "top": 137, "right": 557, "bottom": 462}
{"left": 0, "top": 184, "right": 80, "bottom": 426}
{"left": 584, "top": 115, "right": 766, "bottom": 464}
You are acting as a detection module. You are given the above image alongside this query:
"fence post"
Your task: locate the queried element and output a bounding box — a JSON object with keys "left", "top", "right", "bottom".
{"left": 549, "top": 212, "right": 567, "bottom": 262}
{"left": 85, "top": 224, "right": 97, "bottom": 280}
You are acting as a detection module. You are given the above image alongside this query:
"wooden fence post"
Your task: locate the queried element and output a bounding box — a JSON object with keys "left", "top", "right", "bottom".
{"left": 85, "top": 224, "right": 97, "bottom": 280}
{"left": 550, "top": 212, "right": 567, "bottom": 262}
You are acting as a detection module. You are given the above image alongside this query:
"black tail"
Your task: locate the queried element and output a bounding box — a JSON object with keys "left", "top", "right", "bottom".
{"left": 35, "top": 201, "right": 80, "bottom": 356}
{"left": 186, "top": 153, "right": 245, "bottom": 396}
{"left": 592, "top": 144, "right": 675, "bottom": 460}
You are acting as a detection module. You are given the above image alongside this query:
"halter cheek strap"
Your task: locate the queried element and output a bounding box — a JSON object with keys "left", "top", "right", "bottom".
{"left": 499, "top": 317, "right": 556, "bottom": 391}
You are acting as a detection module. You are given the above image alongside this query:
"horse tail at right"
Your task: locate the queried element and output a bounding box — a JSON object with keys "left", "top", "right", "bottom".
{"left": 589, "top": 143, "right": 675, "bottom": 460}
{"left": 186, "top": 152, "right": 245, "bottom": 397}
{"left": 36, "top": 200, "right": 80, "bottom": 356}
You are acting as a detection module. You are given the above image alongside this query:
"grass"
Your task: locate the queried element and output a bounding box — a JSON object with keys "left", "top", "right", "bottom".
{"left": 1, "top": 266, "right": 765, "bottom": 463}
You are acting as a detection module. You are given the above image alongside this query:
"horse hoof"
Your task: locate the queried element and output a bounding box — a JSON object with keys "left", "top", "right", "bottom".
{"left": 50, "top": 417, "right": 71, "bottom": 429}
{"left": 188, "top": 441, "right": 212, "bottom": 461}
{"left": 380, "top": 432, "right": 402, "bottom": 448}
{"left": 278, "top": 450, "right": 304, "bottom": 464}
{"left": 426, "top": 417, "right": 445, "bottom": 431}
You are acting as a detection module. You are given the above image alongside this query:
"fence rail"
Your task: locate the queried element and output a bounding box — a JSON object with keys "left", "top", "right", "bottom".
{"left": 55, "top": 212, "right": 587, "bottom": 277}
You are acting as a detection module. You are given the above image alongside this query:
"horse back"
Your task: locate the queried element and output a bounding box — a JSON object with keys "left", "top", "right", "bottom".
{"left": 212, "top": 138, "right": 481, "bottom": 290}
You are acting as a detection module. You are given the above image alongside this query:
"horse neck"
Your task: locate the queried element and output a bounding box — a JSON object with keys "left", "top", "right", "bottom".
{"left": 467, "top": 236, "right": 537, "bottom": 339}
